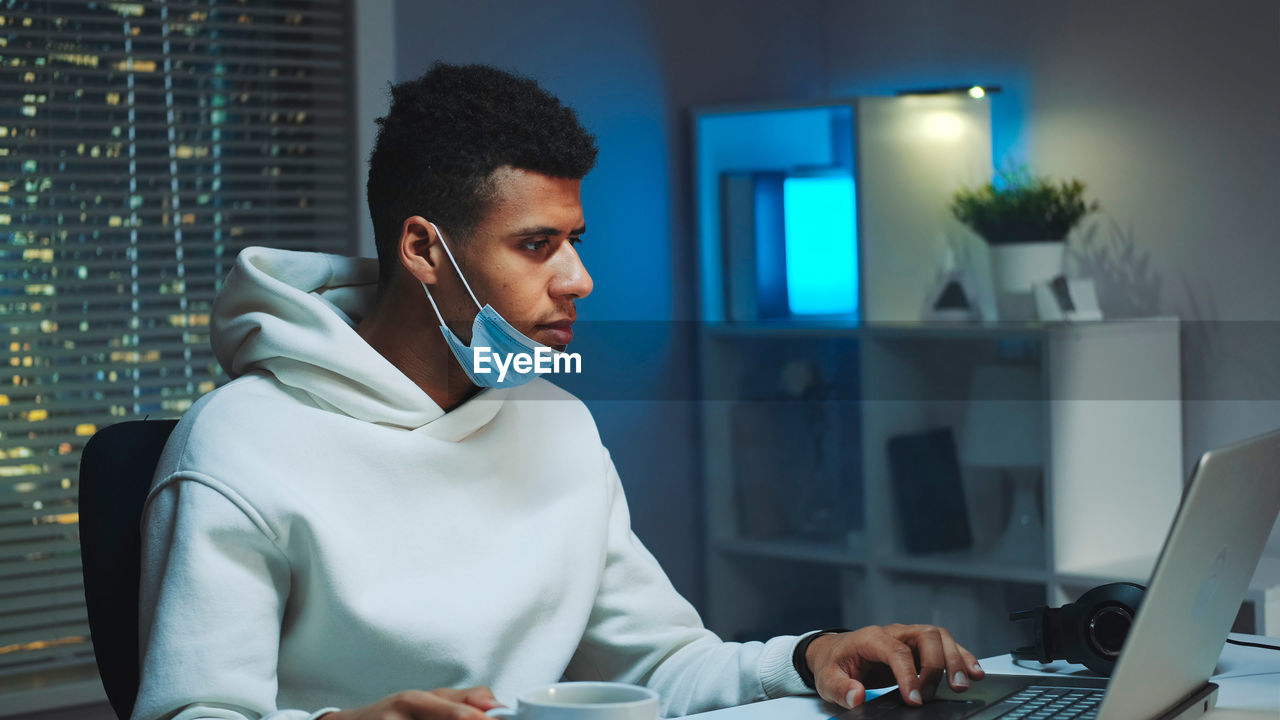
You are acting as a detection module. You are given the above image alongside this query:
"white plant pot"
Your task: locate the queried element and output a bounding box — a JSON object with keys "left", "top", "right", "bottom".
{"left": 989, "top": 241, "right": 1066, "bottom": 293}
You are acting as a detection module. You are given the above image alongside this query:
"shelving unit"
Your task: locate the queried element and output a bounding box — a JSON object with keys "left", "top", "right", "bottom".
{"left": 699, "top": 320, "right": 1186, "bottom": 658}
{"left": 691, "top": 97, "right": 1274, "bottom": 655}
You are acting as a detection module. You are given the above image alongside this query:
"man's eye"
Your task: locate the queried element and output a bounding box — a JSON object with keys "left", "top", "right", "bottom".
{"left": 569, "top": 236, "right": 583, "bottom": 247}
{"left": 522, "top": 239, "right": 550, "bottom": 252}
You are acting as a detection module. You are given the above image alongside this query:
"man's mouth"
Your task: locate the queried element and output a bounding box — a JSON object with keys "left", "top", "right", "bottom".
{"left": 534, "top": 319, "right": 574, "bottom": 347}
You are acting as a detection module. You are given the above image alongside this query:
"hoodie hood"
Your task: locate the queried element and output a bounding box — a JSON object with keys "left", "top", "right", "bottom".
{"left": 211, "top": 246, "right": 504, "bottom": 431}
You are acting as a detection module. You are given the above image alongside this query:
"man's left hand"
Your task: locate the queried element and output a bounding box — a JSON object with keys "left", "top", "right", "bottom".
{"left": 805, "top": 624, "right": 986, "bottom": 709}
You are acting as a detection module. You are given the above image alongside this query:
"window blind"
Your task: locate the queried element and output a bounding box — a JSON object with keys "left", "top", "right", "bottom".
{"left": 0, "top": 0, "right": 357, "bottom": 677}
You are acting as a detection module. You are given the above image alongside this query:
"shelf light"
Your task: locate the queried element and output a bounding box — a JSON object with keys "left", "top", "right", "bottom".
{"left": 896, "top": 84, "right": 1002, "bottom": 98}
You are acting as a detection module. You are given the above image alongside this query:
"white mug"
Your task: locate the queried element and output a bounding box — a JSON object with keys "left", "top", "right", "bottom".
{"left": 485, "top": 681, "right": 660, "bottom": 720}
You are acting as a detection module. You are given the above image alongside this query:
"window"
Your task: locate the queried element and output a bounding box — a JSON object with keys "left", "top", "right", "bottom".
{"left": 0, "top": 0, "right": 356, "bottom": 678}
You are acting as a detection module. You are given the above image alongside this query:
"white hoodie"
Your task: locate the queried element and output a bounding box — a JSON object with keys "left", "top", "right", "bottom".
{"left": 131, "top": 247, "right": 813, "bottom": 720}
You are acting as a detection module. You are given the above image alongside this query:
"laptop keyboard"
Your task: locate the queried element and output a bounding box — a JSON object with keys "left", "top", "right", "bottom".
{"left": 993, "top": 686, "right": 1105, "bottom": 719}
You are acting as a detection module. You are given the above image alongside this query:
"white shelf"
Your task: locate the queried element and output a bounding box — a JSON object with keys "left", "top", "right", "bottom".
{"left": 1250, "top": 553, "right": 1280, "bottom": 590}
{"left": 699, "top": 320, "right": 1185, "bottom": 656}
{"left": 703, "top": 318, "right": 1180, "bottom": 341}
{"left": 1054, "top": 554, "right": 1158, "bottom": 587}
{"left": 716, "top": 539, "right": 1054, "bottom": 584}
{"left": 878, "top": 551, "right": 1049, "bottom": 585}
{"left": 715, "top": 537, "right": 866, "bottom": 567}
{"left": 1247, "top": 554, "right": 1280, "bottom": 636}
{"left": 1052, "top": 552, "right": 1280, "bottom": 593}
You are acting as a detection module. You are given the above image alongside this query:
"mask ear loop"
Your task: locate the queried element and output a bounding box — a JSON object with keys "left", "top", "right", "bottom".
{"left": 427, "top": 221, "right": 482, "bottom": 309}
{"left": 419, "top": 281, "right": 449, "bottom": 328}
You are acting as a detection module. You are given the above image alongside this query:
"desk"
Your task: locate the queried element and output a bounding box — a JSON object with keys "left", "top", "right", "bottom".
{"left": 677, "top": 633, "right": 1280, "bottom": 719}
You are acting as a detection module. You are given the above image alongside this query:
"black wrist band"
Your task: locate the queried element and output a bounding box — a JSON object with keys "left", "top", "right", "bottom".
{"left": 792, "top": 628, "right": 851, "bottom": 690}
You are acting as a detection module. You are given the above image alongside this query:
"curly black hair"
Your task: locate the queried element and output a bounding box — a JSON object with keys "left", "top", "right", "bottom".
{"left": 366, "top": 62, "right": 599, "bottom": 285}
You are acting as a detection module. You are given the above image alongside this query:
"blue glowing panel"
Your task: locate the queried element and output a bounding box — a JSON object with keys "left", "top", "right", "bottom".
{"left": 695, "top": 106, "right": 853, "bottom": 321}
{"left": 782, "top": 175, "right": 858, "bottom": 316}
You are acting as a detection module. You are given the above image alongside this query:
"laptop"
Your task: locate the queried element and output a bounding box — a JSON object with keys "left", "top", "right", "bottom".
{"left": 841, "top": 427, "right": 1280, "bottom": 720}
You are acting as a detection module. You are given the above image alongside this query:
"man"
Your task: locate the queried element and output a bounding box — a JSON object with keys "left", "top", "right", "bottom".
{"left": 133, "top": 63, "right": 984, "bottom": 720}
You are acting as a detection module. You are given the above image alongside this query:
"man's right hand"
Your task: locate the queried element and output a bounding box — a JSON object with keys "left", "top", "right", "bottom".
{"left": 318, "top": 687, "right": 506, "bottom": 720}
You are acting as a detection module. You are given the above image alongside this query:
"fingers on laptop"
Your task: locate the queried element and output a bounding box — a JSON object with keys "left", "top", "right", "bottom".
{"left": 813, "top": 628, "right": 911, "bottom": 708}
{"left": 885, "top": 623, "right": 985, "bottom": 697}
{"left": 912, "top": 626, "right": 947, "bottom": 701}
{"left": 817, "top": 624, "right": 986, "bottom": 708}
{"left": 935, "top": 625, "right": 984, "bottom": 689}
{"left": 817, "top": 672, "right": 866, "bottom": 711}
{"left": 877, "top": 629, "right": 928, "bottom": 705}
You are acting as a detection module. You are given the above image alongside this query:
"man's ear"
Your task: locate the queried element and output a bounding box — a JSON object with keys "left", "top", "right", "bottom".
{"left": 397, "top": 216, "right": 444, "bottom": 285}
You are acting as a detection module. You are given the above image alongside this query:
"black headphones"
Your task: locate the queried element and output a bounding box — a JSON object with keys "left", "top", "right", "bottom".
{"left": 1010, "top": 582, "right": 1145, "bottom": 676}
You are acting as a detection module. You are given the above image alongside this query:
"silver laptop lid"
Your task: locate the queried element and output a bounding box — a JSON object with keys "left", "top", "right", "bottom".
{"left": 1099, "top": 428, "right": 1280, "bottom": 719}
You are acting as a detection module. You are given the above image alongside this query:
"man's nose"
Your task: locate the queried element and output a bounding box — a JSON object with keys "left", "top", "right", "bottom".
{"left": 552, "top": 242, "right": 593, "bottom": 300}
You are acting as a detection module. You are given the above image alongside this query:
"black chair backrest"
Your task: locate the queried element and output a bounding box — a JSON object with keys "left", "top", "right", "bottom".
{"left": 79, "top": 419, "right": 179, "bottom": 720}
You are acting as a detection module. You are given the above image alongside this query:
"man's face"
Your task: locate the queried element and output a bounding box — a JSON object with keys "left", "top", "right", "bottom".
{"left": 441, "top": 166, "right": 591, "bottom": 352}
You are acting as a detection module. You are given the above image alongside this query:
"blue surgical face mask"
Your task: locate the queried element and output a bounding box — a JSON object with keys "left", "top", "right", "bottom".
{"left": 420, "top": 221, "right": 563, "bottom": 388}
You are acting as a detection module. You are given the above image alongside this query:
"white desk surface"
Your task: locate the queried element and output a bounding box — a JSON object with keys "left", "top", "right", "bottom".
{"left": 676, "top": 633, "right": 1280, "bottom": 720}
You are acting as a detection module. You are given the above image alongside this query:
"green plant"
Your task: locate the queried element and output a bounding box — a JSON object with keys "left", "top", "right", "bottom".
{"left": 950, "top": 170, "right": 1100, "bottom": 245}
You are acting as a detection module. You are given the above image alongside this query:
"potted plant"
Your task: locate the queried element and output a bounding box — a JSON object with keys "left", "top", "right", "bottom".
{"left": 950, "top": 169, "right": 1099, "bottom": 293}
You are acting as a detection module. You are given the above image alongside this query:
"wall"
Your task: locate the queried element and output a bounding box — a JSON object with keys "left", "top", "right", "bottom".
{"left": 819, "top": 0, "right": 1280, "bottom": 552}
{"left": 374, "top": 0, "right": 1280, "bottom": 607}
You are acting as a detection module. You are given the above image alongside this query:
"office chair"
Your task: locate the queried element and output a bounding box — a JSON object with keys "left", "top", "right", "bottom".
{"left": 79, "top": 418, "right": 179, "bottom": 720}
